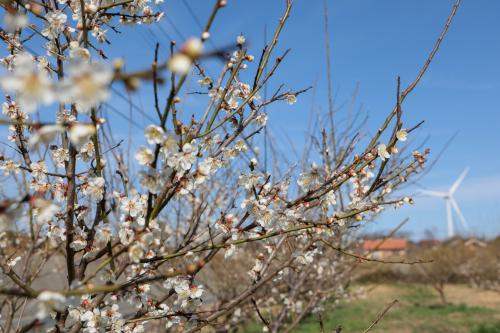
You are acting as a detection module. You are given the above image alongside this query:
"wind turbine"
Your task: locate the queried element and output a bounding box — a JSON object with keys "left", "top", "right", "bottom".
{"left": 420, "top": 168, "right": 469, "bottom": 238}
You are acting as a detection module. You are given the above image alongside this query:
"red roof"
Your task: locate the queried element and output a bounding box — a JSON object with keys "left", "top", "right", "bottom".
{"left": 363, "top": 238, "right": 408, "bottom": 251}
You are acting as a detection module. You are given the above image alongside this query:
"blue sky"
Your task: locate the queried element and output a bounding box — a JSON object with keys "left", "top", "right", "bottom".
{"left": 106, "top": 0, "right": 500, "bottom": 239}
{"left": 3, "top": 0, "right": 499, "bottom": 239}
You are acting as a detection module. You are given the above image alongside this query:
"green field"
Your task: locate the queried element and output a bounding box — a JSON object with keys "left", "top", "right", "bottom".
{"left": 244, "top": 284, "right": 500, "bottom": 333}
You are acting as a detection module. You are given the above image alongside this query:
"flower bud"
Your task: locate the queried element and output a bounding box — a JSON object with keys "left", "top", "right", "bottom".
{"left": 169, "top": 53, "right": 192, "bottom": 74}
{"left": 201, "top": 31, "right": 210, "bottom": 40}
{"left": 182, "top": 38, "right": 203, "bottom": 59}
{"left": 236, "top": 35, "right": 246, "bottom": 45}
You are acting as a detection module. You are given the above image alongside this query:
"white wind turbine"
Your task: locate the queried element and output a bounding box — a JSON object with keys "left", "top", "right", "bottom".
{"left": 420, "top": 168, "right": 470, "bottom": 238}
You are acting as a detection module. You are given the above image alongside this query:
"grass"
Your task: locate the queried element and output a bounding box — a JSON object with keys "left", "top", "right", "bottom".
{"left": 472, "top": 322, "right": 500, "bottom": 333}
{"left": 243, "top": 283, "right": 500, "bottom": 333}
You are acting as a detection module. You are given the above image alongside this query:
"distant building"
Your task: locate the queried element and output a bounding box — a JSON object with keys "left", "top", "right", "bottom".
{"left": 362, "top": 238, "right": 408, "bottom": 258}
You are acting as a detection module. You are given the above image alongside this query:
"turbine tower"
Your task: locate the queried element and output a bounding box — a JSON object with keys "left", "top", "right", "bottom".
{"left": 420, "top": 168, "right": 469, "bottom": 238}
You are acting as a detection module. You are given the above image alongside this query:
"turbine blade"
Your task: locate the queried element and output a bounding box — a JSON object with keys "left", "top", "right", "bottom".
{"left": 450, "top": 198, "right": 469, "bottom": 230}
{"left": 450, "top": 168, "right": 469, "bottom": 194}
{"left": 419, "top": 189, "right": 447, "bottom": 198}
{"left": 446, "top": 199, "right": 454, "bottom": 238}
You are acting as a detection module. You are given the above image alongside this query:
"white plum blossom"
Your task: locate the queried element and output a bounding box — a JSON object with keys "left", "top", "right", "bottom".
{"left": 30, "top": 161, "right": 47, "bottom": 180}
{"left": 377, "top": 144, "right": 391, "bottom": 161}
{"left": 144, "top": 125, "right": 165, "bottom": 145}
{"left": 28, "top": 124, "right": 64, "bottom": 149}
{"left": 119, "top": 225, "right": 134, "bottom": 245}
{"left": 255, "top": 113, "right": 268, "bottom": 126}
{"left": 188, "top": 284, "right": 204, "bottom": 299}
{"left": 135, "top": 146, "right": 154, "bottom": 165}
{"left": 128, "top": 243, "right": 146, "bottom": 263}
{"left": 0, "top": 160, "right": 21, "bottom": 175}
{"left": 396, "top": 129, "right": 408, "bottom": 141}
{"left": 0, "top": 53, "right": 55, "bottom": 112}
{"left": 95, "top": 225, "right": 112, "bottom": 243}
{"left": 238, "top": 172, "right": 260, "bottom": 190}
{"left": 0, "top": 200, "right": 22, "bottom": 232}
{"left": 215, "top": 214, "right": 235, "bottom": 233}
{"left": 64, "top": 61, "right": 113, "bottom": 113}
{"left": 321, "top": 191, "right": 337, "bottom": 211}
{"left": 69, "top": 124, "right": 95, "bottom": 148}
{"left": 248, "top": 258, "right": 264, "bottom": 281}
{"left": 224, "top": 244, "right": 237, "bottom": 258}
{"left": 56, "top": 109, "right": 76, "bottom": 125}
{"left": 236, "top": 34, "right": 246, "bottom": 45}
{"left": 2, "top": 101, "right": 21, "bottom": 119}
{"left": 78, "top": 141, "right": 95, "bottom": 161}
{"left": 168, "top": 278, "right": 204, "bottom": 301}
{"left": 296, "top": 248, "right": 320, "bottom": 265}
{"left": 83, "top": 177, "right": 106, "bottom": 201}
{"left": 32, "top": 197, "right": 59, "bottom": 223}
{"left": 297, "top": 164, "right": 322, "bottom": 190}
{"left": 91, "top": 25, "right": 107, "bottom": 43}
{"left": 233, "top": 140, "right": 247, "bottom": 153}
{"left": 7, "top": 256, "right": 22, "bottom": 267}
{"left": 120, "top": 195, "right": 145, "bottom": 218}
{"left": 197, "top": 76, "right": 213, "bottom": 86}
{"left": 101, "top": 304, "right": 123, "bottom": 329}
{"left": 42, "top": 11, "right": 67, "bottom": 39}
{"left": 52, "top": 179, "right": 67, "bottom": 201}
{"left": 194, "top": 157, "right": 218, "bottom": 184}
{"left": 167, "top": 143, "right": 196, "bottom": 171}
{"left": 70, "top": 227, "right": 88, "bottom": 251}
{"left": 286, "top": 94, "right": 297, "bottom": 105}
{"left": 138, "top": 168, "right": 161, "bottom": 194}
{"left": 36, "top": 291, "right": 66, "bottom": 319}
{"left": 161, "top": 132, "right": 179, "bottom": 156}
{"left": 4, "top": 12, "right": 29, "bottom": 32}
{"left": 81, "top": 308, "right": 101, "bottom": 332}
{"left": 51, "top": 147, "right": 69, "bottom": 168}
{"left": 69, "top": 41, "right": 90, "bottom": 60}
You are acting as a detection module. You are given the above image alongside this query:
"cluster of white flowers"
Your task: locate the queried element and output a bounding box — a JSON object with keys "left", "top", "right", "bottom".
{"left": 42, "top": 11, "right": 70, "bottom": 39}
{"left": 348, "top": 168, "right": 375, "bottom": 205}
{"left": 0, "top": 53, "right": 112, "bottom": 114}
{"left": 65, "top": 296, "right": 125, "bottom": 332}
{"left": 164, "top": 277, "right": 204, "bottom": 310}
{"left": 0, "top": 159, "right": 20, "bottom": 176}
{"left": 248, "top": 256, "right": 264, "bottom": 281}
{"left": 135, "top": 121, "right": 254, "bottom": 200}
{"left": 167, "top": 143, "right": 197, "bottom": 172}
{"left": 36, "top": 291, "right": 66, "bottom": 319}
{"left": 209, "top": 79, "right": 260, "bottom": 113}
{"left": 51, "top": 147, "right": 69, "bottom": 168}
{"left": 377, "top": 129, "right": 408, "bottom": 161}
{"left": 295, "top": 248, "right": 321, "bottom": 265}
{"left": 297, "top": 163, "right": 323, "bottom": 190}
{"left": 0, "top": 0, "right": 431, "bottom": 330}
{"left": 82, "top": 177, "right": 106, "bottom": 201}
